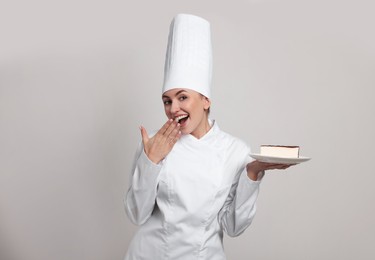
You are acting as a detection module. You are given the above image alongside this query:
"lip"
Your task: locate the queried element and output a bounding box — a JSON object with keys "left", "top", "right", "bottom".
{"left": 173, "top": 114, "right": 189, "bottom": 122}
{"left": 178, "top": 116, "right": 189, "bottom": 127}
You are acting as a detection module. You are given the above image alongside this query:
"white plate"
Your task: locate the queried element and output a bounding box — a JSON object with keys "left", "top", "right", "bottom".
{"left": 249, "top": 153, "right": 311, "bottom": 164}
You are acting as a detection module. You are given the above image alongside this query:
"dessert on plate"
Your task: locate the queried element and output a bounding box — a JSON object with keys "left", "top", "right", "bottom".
{"left": 260, "top": 145, "right": 299, "bottom": 158}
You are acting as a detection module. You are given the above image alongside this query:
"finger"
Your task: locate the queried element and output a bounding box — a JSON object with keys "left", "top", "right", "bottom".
{"left": 267, "top": 164, "right": 293, "bottom": 170}
{"left": 158, "top": 119, "right": 174, "bottom": 135}
{"left": 280, "top": 164, "right": 296, "bottom": 169}
{"left": 169, "top": 123, "right": 181, "bottom": 138}
{"left": 164, "top": 127, "right": 180, "bottom": 145}
{"left": 168, "top": 130, "right": 182, "bottom": 145}
{"left": 139, "top": 126, "right": 149, "bottom": 146}
{"left": 259, "top": 163, "right": 283, "bottom": 169}
{"left": 164, "top": 121, "right": 180, "bottom": 138}
{"left": 277, "top": 163, "right": 294, "bottom": 168}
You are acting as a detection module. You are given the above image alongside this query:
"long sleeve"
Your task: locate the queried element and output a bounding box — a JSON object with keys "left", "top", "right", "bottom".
{"left": 218, "top": 154, "right": 265, "bottom": 237}
{"left": 124, "top": 143, "right": 162, "bottom": 225}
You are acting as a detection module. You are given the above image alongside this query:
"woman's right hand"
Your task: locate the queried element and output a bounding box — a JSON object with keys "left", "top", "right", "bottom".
{"left": 140, "top": 119, "right": 181, "bottom": 164}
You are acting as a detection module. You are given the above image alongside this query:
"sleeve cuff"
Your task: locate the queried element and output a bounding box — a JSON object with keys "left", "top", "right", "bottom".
{"left": 244, "top": 170, "right": 265, "bottom": 184}
{"left": 140, "top": 149, "right": 164, "bottom": 168}
{"left": 135, "top": 149, "right": 163, "bottom": 187}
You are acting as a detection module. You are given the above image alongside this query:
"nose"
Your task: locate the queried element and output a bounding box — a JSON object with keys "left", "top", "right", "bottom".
{"left": 170, "top": 100, "right": 180, "bottom": 115}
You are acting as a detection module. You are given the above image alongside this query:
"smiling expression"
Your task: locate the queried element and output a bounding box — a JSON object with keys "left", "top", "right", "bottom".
{"left": 162, "top": 88, "right": 211, "bottom": 139}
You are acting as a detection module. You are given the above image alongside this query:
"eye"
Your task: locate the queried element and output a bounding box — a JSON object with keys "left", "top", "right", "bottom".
{"left": 163, "top": 99, "right": 171, "bottom": 105}
{"left": 179, "top": 95, "right": 188, "bottom": 101}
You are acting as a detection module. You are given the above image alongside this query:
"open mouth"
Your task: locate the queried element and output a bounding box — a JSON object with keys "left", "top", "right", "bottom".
{"left": 175, "top": 114, "right": 189, "bottom": 124}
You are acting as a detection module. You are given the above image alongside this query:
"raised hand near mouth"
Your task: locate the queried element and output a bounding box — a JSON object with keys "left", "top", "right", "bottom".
{"left": 140, "top": 119, "right": 181, "bottom": 164}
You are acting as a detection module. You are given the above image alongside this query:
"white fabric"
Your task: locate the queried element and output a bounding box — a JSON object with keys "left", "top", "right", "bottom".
{"left": 162, "top": 13, "right": 212, "bottom": 98}
{"left": 124, "top": 120, "right": 263, "bottom": 260}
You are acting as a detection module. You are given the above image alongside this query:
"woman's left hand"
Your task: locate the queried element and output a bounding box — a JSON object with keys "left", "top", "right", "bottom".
{"left": 246, "top": 161, "right": 295, "bottom": 181}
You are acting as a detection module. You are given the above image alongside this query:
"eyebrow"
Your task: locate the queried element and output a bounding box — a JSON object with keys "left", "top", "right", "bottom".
{"left": 162, "top": 90, "right": 187, "bottom": 99}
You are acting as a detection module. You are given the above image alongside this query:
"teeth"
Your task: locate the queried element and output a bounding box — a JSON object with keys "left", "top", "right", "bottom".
{"left": 175, "top": 115, "right": 189, "bottom": 122}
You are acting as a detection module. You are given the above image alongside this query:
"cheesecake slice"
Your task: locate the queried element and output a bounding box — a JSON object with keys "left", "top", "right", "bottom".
{"left": 260, "top": 145, "right": 300, "bottom": 158}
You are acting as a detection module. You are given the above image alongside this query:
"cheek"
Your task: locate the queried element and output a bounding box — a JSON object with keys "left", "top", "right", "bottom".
{"left": 164, "top": 107, "right": 171, "bottom": 117}
{"left": 192, "top": 102, "right": 205, "bottom": 115}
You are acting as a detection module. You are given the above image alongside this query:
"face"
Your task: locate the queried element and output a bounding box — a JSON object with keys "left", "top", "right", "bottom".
{"left": 162, "top": 88, "right": 211, "bottom": 139}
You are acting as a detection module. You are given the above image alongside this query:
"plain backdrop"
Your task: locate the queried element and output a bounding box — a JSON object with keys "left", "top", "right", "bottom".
{"left": 1, "top": 0, "right": 374, "bottom": 259}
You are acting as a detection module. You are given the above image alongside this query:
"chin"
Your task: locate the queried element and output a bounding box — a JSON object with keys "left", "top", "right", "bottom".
{"left": 180, "top": 129, "right": 190, "bottom": 135}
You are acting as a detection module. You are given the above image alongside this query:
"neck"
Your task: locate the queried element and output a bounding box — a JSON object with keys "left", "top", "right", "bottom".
{"left": 191, "top": 116, "right": 211, "bottom": 139}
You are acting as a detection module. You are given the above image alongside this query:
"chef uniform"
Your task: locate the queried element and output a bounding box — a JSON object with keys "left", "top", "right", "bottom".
{"left": 124, "top": 14, "right": 264, "bottom": 260}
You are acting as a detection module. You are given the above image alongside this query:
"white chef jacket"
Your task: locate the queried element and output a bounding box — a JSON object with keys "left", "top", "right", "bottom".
{"left": 124, "top": 120, "right": 263, "bottom": 260}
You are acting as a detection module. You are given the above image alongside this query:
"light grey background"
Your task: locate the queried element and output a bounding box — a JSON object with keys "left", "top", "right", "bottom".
{"left": 1, "top": 0, "right": 374, "bottom": 259}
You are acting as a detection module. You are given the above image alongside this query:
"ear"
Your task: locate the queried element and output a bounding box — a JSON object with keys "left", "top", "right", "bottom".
{"left": 203, "top": 96, "right": 211, "bottom": 110}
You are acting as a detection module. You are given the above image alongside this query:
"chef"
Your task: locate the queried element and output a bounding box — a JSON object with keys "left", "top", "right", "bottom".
{"left": 124, "top": 13, "right": 292, "bottom": 260}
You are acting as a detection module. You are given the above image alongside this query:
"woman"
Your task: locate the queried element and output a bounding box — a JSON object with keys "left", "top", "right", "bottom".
{"left": 124, "top": 14, "right": 292, "bottom": 260}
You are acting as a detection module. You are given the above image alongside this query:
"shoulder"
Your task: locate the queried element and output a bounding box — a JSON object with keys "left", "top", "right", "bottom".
{"left": 214, "top": 126, "right": 252, "bottom": 172}
{"left": 215, "top": 127, "right": 251, "bottom": 155}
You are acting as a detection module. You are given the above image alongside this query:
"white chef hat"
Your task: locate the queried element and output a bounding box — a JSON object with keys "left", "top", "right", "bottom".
{"left": 162, "top": 13, "right": 212, "bottom": 98}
